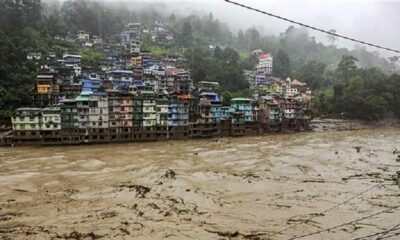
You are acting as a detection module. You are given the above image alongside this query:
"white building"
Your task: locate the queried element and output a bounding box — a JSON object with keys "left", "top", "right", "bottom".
{"left": 62, "top": 53, "right": 82, "bottom": 77}
{"left": 41, "top": 107, "right": 61, "bottom": 130}
{"left": 256, "top": 53, "right": 273, "bottom": 75}
{"left": 130, "top": 40, "right": 141, "bottom": 54}
{"left": 88, "top": 93, "right": 109, "bottom": 129}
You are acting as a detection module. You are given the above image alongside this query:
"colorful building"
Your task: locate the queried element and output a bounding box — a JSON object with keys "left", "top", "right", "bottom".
{"left": 35, "top": 73, "right": 60, "bottom": 107}
{"left": 231, "top": 98, "right": 253, "bottom": 122}
{"left": 199, "top": 92, "right": 222, "bottom": 122}
{"left": 60, "top": 99, "right": 79, "bottom": 129}
{"left": 41, "top": 107, "right": 61, "bottom": 130}
{"left": 81, "top": 79, "right": 101, "bottom": 93}
{"left": 134, "top": 86, "right": 156, "bottom": 127}
{"left": 12, "top": 108, "right": 42, "bottom": 144}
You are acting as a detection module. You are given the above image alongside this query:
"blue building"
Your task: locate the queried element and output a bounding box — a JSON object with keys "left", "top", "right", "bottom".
{"left": 167, "top": 95, "right": 190, "bottom": 127}
{"left": 231, "top": 98, "right": 253, "bottom": 122}
{"left": 143, "top": 58, "right": 163, "bottom": 69}
{"left": 107, "top": 70, "right": 133, "bottom": 90}
{"left": 199, "top": 92, "right": 222, "bottom": 122}
{"left": 81, "top": 79, "right": 101, "bottom": 93}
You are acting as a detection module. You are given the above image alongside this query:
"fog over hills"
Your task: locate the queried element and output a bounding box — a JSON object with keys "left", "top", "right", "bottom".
{"left": 46, "top": 0, "right": 399, "bottom": 58}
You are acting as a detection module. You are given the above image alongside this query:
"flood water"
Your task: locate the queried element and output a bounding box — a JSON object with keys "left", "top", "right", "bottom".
{"left": 0, "top": 128, "right": 399, "bottom": 239}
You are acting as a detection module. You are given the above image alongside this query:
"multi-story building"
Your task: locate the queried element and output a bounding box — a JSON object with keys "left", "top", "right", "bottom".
{"left": 107, "top": 90, "right": 121, "bottom": 127}
{"left": 231, "top": 98, "right": 253, "bottom": 122}
{"left": 108, "top": 70, "right": 133, "bottom": 90}
{"left": 120, "top": 93, "right": 133, "bottom": 127}
{"left": 11, "top": 108, "right": 42, "bottom": 144}
{"left": 130, "top": 40, "right": 141, "bottom": 54}
{"left": 155, "top": 92, "right": 169, "bottom": 140}
{"left": 120, "top": 23, "right": 142, "bottom": 45}
{"left": 60, "top": 100, "right": 79, "bottom": 129}
{"left": 81, "top": 79, "right": 101, "bottom": 93}
{"left": 244, "top": 70, "right": 256, "bottom": 89}
{"left": 168, "top": 94, "right": 189, "bottom": 127}
{"left": 132, "top": 86, "right": 156, "bottom": 140}
{"left": 131, "top": 55, "right": 142, "bottom": 67}
{"left": 198, "top": 81, "right": 220, "bottom": 94}
{"left": 256, "top": 53, "right": 273, "bottom": 75}
{"left": 41, "top": 107, "right": 61, "bottom": 131}
{"left": 156, "top": 93, "right": 169, "bottom": 127}
{"left": 107, "top": 91, "right": 134, "bottom": 142}
{"left": 41, "top": 107, "right": 62, "bottom": 145}
{"left": 88, "top": 93, "right": 109, "bottom": 142}
{"left": 167, "top": 94, "right": 190, "bottom": 139}
{"left": 174, "top": 70, "right": 192, "bottom": 94}
{"left": 133, "top": 86, "right": 157, "bottom": 127}
{"left": 35, "top": 73, "right": 60, "bottom": 107}
{"left": 141, "top": 87, "right": 157, "bottom": 127}
{"left": 60, "top": 99, "right": 80, "bottom": 144}
{"left": 75, "top": 92, "right": 90, "bottom": 142}
{"left": 59, "top": 83, "right": 82, "bottom": 100}
{"left": 62, "top": 53, "right": 81, "bottom": 77}
{"left": 198, "top": 92, "right": 222, "bottom": 122}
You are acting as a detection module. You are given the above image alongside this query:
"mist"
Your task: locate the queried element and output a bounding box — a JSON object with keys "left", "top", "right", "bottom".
{"left": 75, "top": 0, "right": 399, "bottom": 58}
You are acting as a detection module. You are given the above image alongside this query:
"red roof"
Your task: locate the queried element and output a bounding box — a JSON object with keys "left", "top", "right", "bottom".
{"left": 259, "top": 53, "right": 270, "bottom": 59}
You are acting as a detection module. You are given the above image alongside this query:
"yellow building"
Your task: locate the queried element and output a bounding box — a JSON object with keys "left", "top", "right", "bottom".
{"left": 37, "top": 84, "right": 51, "bottom": 94}
{"left": 131, "top": 56, "right": 142, "bottom": 66}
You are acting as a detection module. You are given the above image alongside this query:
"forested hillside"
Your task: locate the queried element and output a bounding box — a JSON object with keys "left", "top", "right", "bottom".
{"left": 1, "top": 0, "right": 400, "bottom": 121}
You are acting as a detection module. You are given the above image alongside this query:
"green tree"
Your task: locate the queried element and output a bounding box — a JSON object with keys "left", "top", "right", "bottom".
{"left": 273, "top": 49, "right": 291, "bottom": 78}
{"left": 337, "top": 55, "right": 358, "bottom": 82}
{"left": 295, "top": 60, "right": 326, "bottom": 89}
{"left": 180, "top": 21, "right": 193, "bottom": 48}
{"left": 222, "top": 91, "right": 233, "bottom": 106}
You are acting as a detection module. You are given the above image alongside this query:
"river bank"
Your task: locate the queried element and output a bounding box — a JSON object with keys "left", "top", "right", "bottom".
{"left": 0, "top": 128, "right": 399, "bottom": 239}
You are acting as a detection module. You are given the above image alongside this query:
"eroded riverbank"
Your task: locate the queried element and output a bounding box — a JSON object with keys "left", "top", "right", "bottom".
{"left": 0, "top": 128, "right": 399, "bottom": 239}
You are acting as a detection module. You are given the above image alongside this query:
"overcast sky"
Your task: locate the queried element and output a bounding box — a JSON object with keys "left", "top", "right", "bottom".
{"left": 61, "top": 0, "right": 400, "bottom": 58}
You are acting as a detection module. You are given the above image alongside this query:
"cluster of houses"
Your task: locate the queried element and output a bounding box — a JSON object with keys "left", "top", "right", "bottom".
{"left": 1, "top": 22, "right": 312, "bottom": 146}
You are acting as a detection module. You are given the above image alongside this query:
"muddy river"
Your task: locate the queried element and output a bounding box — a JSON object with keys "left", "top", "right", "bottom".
{"left": 0, "top": 128, "right": 399, "bottom": 239}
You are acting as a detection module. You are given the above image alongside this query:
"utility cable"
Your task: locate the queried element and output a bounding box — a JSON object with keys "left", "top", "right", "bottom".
{"left": 288, "top": 205, "right": 400, "bottom": 240}
{"left": 352, "top": 221, "right": 400, "bottom": 240}
{"left": 266, "top": 184, "right": 380, "bottom": 238}
{"left": 224, "top": 0, "right": 400, "bottom": 54}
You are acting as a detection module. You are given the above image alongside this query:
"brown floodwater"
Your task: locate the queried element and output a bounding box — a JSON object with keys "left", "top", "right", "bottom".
{"left": 0, "top": 128, "right": 399, "bottom": 239}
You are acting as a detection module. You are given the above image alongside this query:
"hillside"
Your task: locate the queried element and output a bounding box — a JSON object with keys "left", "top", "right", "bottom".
{"left": 1, "top": 0, "right": 400, "bottom": 121}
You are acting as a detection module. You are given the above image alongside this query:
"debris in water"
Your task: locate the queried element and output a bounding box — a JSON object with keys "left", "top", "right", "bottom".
{"left": 162, "top": 169, "right": 176, "bottom": 179}
{"left": 354, "top": 146, "right": 361, "bottom": 153}
{"left": 118, "top": 184, "right": 150, "bottom": 198}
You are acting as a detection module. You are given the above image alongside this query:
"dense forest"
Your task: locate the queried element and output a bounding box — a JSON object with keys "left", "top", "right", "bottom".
{"left": 1, "top": 0, "right": 400, "bottom": 122}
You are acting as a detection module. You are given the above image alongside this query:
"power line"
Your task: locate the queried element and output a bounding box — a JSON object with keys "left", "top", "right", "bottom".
{"left": 266, "top": 184, "right": 381, "bottom": 238}
{"left": 288, "top": 205, "right": 400, "bottom": 240}
{"left": 352, "top": 221, "right": 400, "bottom": 240}
{"left": 224, "top": 0, "right": 400, "bottom": 54}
